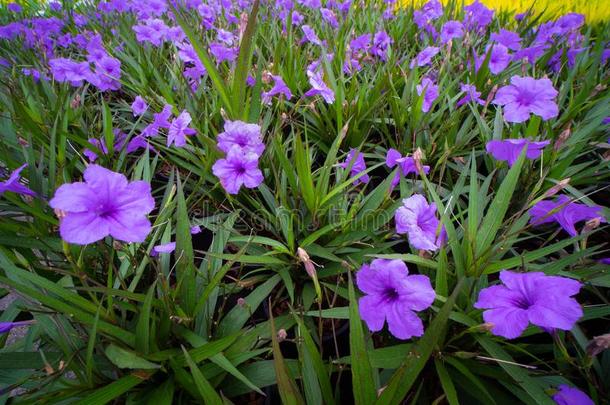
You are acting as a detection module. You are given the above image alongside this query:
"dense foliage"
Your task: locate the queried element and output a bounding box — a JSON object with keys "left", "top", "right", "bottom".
{"left": 0, "top": 0, "right": 609, "bottom": 403}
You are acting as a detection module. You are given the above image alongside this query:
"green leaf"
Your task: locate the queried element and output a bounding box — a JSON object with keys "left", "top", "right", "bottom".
{"left": 270, "top": 309, "right": 305, "bottom": 405}
{"left": 435, "top": 359, "right": 459, "bottom": 405}
{"left": 475, "top": 149, "right": 527, "bottom": 260}
{"left": 74, "top": 374, "right": 151, "bottom": 405}
{"left": 232, "top": 0, "right": 260, "bottom": 117}
{"left": 348, "top": 271, "right": 376, "bottom": 405}
{"left": 176, "top": 175, "right": 196, "bottom": 315}
{"left": 181, "top": 346, "right": 224, "bottom": 405}
{"left": 294, "top": 133, "right": 316, "bottom": 213}
{"left": 135, "top": 283, "right": 155, "bottom": 355}
{"left": 475, "top": 336, "right": 555, "bottom": 405}
{"left": 376, "top": 279, "right": 464, "bottom": 405}
{"left": 104, "top": 345, "right": 160, "bottom": 370}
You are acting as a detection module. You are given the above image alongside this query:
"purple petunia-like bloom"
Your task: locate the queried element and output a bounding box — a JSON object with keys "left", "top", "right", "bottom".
{"left": 0, "top": 164, "right": 35, "bottom": 197}
{"left": 464, "top": 0, "right": 494, "bottom": 31}
{"left": 440, "top": 20, "right": 463, "bottom": 44}
{"left": 457, "top": 83, "right": 485, "bottom": 107}
{"left": 553, "top": 385, "right": 594, "bottom": 405}
{"left": 372, "top": 30, "right": 392, "bottom": 61}
{"left": 486, "top": 139, "right": 550, "bottom": 167}
{"left": 304, "top": 70, "right": 335, "bottom": 104}
{"left": 386, "top": 149, "right": 429, "bottom": 189}
{"left": 356, "top": 259, "right": 435, "bottom": 340}
{"left": 217, "top": 120, "right": 265, "bottom": 157}
{"left": 131, "top": 96, "right": 148, "bottom": 117}
{"left": 416, "top": 78, "right": 439, "bottom": 113}
{"left": 151, "top": 241, "right": 176, "bottom": 256}
{"left": 410, "top": 46, "right": 439, "bottom": 68}
{"left": 474, "top": 270, "right": 582, "bottom": 339}
{"left": 529, "top": 195, "right": 606, "bottom": 237}
{"left": 493, "top": 76, "right": 559, "bottom": 123}
{"left": 212, "top": 146, "right": 264, "bottom": 194}
{"left": 490, "top": 29, "right": 522, "bottom": 51}
{"left": 167, "top": 111, "right": 196, "bottom": 147}
{"left": 395, "top": 194, "right": 444, "bottom": 251}
{"left": 340, "top": 149, "right": 369, "bottom": 185}
{"left": 475, "top": 44, "right": 511, "bottom": 75}
{"left": 49, "top": 165, "right": 155, "bottom": 245}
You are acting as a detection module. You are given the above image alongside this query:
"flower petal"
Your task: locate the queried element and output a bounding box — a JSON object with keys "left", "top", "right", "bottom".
{"left": 60, "top": 212, "right": 109, "bottom": 244}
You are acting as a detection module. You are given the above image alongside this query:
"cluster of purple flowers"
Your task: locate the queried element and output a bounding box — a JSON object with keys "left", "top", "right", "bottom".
{"left": 49, "top": 34, "right": 121, "bottom": 91}
{"left": 212, "top": 120, "right": 265, "bottom": 194}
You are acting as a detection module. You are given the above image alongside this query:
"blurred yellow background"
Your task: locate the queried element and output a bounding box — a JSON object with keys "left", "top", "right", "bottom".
{"left": 404, "top": 0, "right": 610, "bottom": 23}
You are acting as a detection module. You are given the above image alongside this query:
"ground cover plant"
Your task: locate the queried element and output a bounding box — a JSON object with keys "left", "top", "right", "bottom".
{"left": 0, "top": 0, "right": 609, "bottom": 403}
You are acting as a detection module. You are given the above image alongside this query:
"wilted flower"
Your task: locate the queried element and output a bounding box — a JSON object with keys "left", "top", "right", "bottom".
{"left": 410, "top": 46, "right": 439, "bottom": 68}
{"left": 151, "top": 241, "right": 176, "bottom": 256}
{"left": 552, "top": 385, "right": 594, "bottom": 405}
{"left": 529, "top": 195, "right": 606, "bottom": 236}
{"left": 475, "top": 270, "right": 582, "bottom": 339}
{"left": 131, "top": 96, "right": 148, "bottom": 116}
{"left": 0, "top": 164, "right": 35, "bottom": 197}
{"left": 167, "top": 111, "right": 196, "bottom": 147}
{"left": 356, "top": 259, "right": 435, "bottom": 340}
{"left": 486, "top": 139, "right": 550, "bottom": 167}
{"left": 49, "top": 165, "right": 155, "bottom": 244}
{"left": 340, "top": 149, "right": 369, "bottom": 185}
{"left": 0, "top": 321, "right": 34, "bottom": 334}
{"left": 493, "top": 76, "right": 559, "bottom": 123}
{"left": 457, "top": 83, "right": 485, "bottom": 107}
{"left": 212, "top": 146, "right": 264, "bottom": 194}
{"left": 416, "top": 78, "right": 438, "bottom": 113}
{"left": 372, "top": 30, "right": 392, "bottom": 61}
{"left": 304, "top": 70, "right": 335, "bottom": 104}
{"left": 395, "top": 194, "right": 444, "bottom": 251}
{"left": 217, "top": 120, "right": 264, "bottom": 157}
{"left": 261, "top": 75, "right": 292, "bottom": 104}
{"left": 386, "top": 148, "right": 429, "bottom": 189}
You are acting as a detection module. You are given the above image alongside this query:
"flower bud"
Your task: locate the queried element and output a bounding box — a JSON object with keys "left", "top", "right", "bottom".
{"left": 544, "top": 178, "right": 570, "bottom": 198}
{"left": 582, "top": 217, "right": 601, "bottom": 234}
{"left": 587, "top": 333, "right": 610, "bottom": 357}
{"left": 277, "top": 328, "right": 287, "bottom": 342}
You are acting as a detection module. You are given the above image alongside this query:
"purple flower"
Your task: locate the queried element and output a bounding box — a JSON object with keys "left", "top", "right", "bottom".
{"left": 490, "top": 29, "right": 522, "bottom": 51}
{"left": 410, "top": 46, "right": 439, "bottom": 68}
{"left": 529, "top": 195, "right": 606, "bottom": 237}
{"left": 167, "top": 111, "right": 196, "bottom": 147}
{"left": 7, "top": 3, "right": 22, "bottom": 13}
{"left": 493, "top": 76, "right": 559, "bottom": 123}
{"left": 356, "top": 259, "right": 435, "bottom": 340}
{"left": 476, "top": 44, "right": 511, "bottom": 75}
{"left": 301, "top": 25, "right": 322, "bottom": 46}
{"left": 320, "top": 8, "right": 339, "bottom": 29}
{"left": 151, "top": 241, "right": 176, "bottom": 256}
{"left": 217, "top": 120, "right": 264, "bottom": 157}
{"left": 190, "top": 225, "right": 201, "bottom": 234}
{"left": 49, "top": 58, "right": 91, "bottom": 87}
{"left": 262, "top": 75, "right": 292, "bottom": 104}
{"left": 386, "top": 149, "right": 429, "bottom": 189}
{"left": 474, "top": 271, "right": 582, "bottom": 339}
{"left": 350, "top": 34, "right": 370, "bottom": 54}
{"left": 486, "top": 139, "right": 550, "bottom": 167}
{"left": 513, "top": 45, "right": 548, "bottom": 64}
{"left": 395, "top": 194, "right": 444, "bottom": 251}
{"left": 0, "top": 164, "right": 35, "bottom": 197}
{"left": 304, "top": 70, "right": 335, "bottom": 104}
{"left": 49, "top": 165, "right": 155, "bottom": 245}
{"left": 464, "top": 0, "right": 494, "bottom": 31}
{"left": 457, "top": 83, "right": 485, "bottom": 107}
{"left": 209, "top": 43, "right": 238, "bottom": 63}
{"left": 553, "top": 385, "right": 594, "bottom": 405}
{"left": 440, "top": 20, "right": 464, "bottom": 44}
{"left": 0, "top": 321, "right": 33, "bottom": 334}
{"left": 372, "top": 30, "right": 392, "bottom": 61}
{"left": 131, "top": 96, "right": 148, "bottom": 117}
{"left": 416, "top": 78, "right": 439, "bottom": 113}
{"left": 340, "top": 149, "right": 369, "bottom": 185}
{"left": 212, "top": 146, "right": 264, "bottom": 194}
{"left": 553, "top": 13, "right": 585, "bottom": 36}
